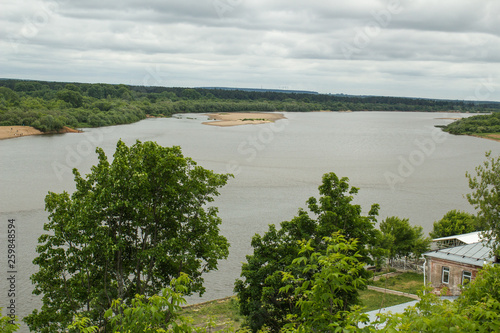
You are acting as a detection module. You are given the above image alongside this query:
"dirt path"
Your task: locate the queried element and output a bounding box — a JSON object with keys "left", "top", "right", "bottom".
{"left": 367, "top": 285, "right": 420, "bottom": 300}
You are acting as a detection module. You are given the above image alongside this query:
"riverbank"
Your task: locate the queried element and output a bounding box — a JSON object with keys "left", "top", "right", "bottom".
{"left": 0, "top": 126, "right": 82, "bottom": 140}
{"left": 202, "top": 112, "right": 286, "bottom": 126}
{"left": 471, "top": 133, "right": 500, "bottom": 142}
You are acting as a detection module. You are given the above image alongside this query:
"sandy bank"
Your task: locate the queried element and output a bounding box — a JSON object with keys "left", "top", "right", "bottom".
{"left": 0, "top": 126, "right": 43, "bottom": 140}
{"left": 202, "top": 112, "right": 286, "bottom": 127}
{"left": 471, "top": 133, "right": 500, "bottom": 142}
{"left": 0, "top": 126, "right": 82, "bottom": 140}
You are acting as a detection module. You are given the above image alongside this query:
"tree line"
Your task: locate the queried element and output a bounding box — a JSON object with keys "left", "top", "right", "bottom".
{"left": 443, "top": 112, "right": 500, "bottom": 135}
{"left": 1, "top": 79, "right": 499, "bottom": 133}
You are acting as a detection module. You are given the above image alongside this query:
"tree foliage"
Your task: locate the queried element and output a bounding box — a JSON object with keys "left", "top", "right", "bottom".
{"left": 1, "top": 78, "right": 498, "bottom": 132}
{"left": 25, "top": 140, "right": 231, "bottom": 332}
{"left": 466, "top": 151, "right": 500, "bottom": 255}
{"left": 103, "top": 273, "right": 194, "bottom": 333}
{"left": 279, "top": 233, "right": 368, "bottom": 332}
{"left": 379, "top": 216, "right": 431, "bottom": 262}
{"left": 444, "top": 113, "right": 500, "bottom": 135}
{"left": 0, "top": 309, "right": 19, "bottom": 333}
{"left": 429, "top": 209, "right": 479, "bottom": 239}
{"left": 234, "top": 172, "right": 379, "bottom": 332}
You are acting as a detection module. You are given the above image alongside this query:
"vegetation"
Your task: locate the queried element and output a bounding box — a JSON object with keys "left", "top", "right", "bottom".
{"left": 279, "top": 233, "right": 369, "bottom": 332}
{"left": 466, "top": 151, "right": 500, "bottom": 255}
{"left": 180, "top": 297, "right": 245, "bottom": 332}
{"left": 101, "top": 274, "right": 195, "bottom": 333}
{"left": 443, "top": 112, "right": 500, "bottom": 136}
{"left": 368, "top": 272, "right": 424, "bottom": 295}
{"left": 7, "top": 141, "right": 498, "bottom": 332}
{"left": 379, "top": 216, "right": 431, "bottom": 263}
{"left": 66, "top": 265, "right": 500, "bottom": 332}
{"left": 1, "top": 78, "right": 499, "bottom": 133}
{"left": 359, "top": 290, "right": 414, "bottom": 312}
{"left": 377, "top": 264, "right": 500, "bottom": 332}
{"left": 430, "top": 209, "right": 480, "bottom": 239}
{"left": 25, "top": 140, "right": 231, "bottom": 332}
{"left": 0, "top": 309, "right": 19, "bottom": 333}
{"left": 234, "top": 173, "right": 380, "bottom": 332}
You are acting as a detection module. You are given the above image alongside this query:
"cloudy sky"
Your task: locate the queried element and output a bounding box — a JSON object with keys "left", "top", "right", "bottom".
{"left": 2, "top": 0, "right": 499, "bottom": 101}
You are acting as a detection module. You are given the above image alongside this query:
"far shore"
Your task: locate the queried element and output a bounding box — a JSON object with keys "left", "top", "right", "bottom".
{"left": 0, "top": 126, "right": 82, "bottom": 140}
{"left": 202, "top": 112, "right": 286, "bottom": 127}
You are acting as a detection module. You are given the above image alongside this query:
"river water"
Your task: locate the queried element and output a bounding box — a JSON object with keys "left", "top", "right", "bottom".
{"left": 1, "top": 111, "right": 499, "bottom": 330}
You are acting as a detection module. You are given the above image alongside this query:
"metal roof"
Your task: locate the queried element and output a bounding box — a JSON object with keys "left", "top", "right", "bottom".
{"left": 424, "top": 241, "right": 495, "bottom": 267}
{"left": 432, "top": 231, "right": 482, "bottom": 244}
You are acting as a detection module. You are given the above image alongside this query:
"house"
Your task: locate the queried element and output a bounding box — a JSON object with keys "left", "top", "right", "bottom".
{"left": 431, "top": 231, "right": 482, "bottom": 249}
{"left": 423, "top": 240, "right": 496, "bottom": 296}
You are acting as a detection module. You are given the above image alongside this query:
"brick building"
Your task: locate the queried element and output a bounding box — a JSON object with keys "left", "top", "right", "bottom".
{"left": 423, "top": 241, "right": 495, "bottom": 296}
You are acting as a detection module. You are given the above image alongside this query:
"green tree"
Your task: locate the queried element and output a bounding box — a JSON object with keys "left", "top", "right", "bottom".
{"left": 0, "top": 87, "right": 20, "bottom": 107}
{"left": 467, "top": 151, "right": 500, "bottom": 255}
{"left": 379, "top": 216, "right": 430, "bottom": 263}
{"left": 181, "top": 89, "right": 202, "bottom": 100}
{"left": 25, "top": 140, "right": 231, "bottom": 332}
{"left": 68, "top": 273, "right": 218, "bottom": 333}
{"left": 0, "top": 309, "right": 19, "bottom": 333}
{"left": 103, "top": 273, "right": 194, "bottom": 333}
{"left": 280, "top": 233, "right": 368, "bottom": 332}
{"left": 57, "top": 89, "right": 84, "bottom": 108}
{"left": 429, "top": 210, "right": 479, "bottom": 239}
{"left": 235, "top": 172, "right": 379, "bottom": 332}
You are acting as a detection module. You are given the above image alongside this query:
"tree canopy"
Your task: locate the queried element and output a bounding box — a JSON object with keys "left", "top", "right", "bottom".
{"left": 279, "top": 233, "right": 367, "bottom": 332}
{"left": 234, "top": 172, "right": 379, "bottom": 332}
{"left": 466, "top": 151, "right": 500, "bottom": 255}
{"left": 1, "top": 78, "right": 499, "bottom": 132}
{"left": 379, "top": 216, "right": 431, "bottom": 262}
{"left": 25, "top": 140, "right": 231, "bottom": 332}
{"left": 429, "top": 209, "right": 479, "bottom": 239}
{"left": 443, "top": 112, "right": 500, "bottom": 135}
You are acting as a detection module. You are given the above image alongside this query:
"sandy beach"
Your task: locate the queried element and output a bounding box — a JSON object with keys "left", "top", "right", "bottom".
{"left": 0, "top": 126, "right": 82, "bottom": 140}
{"left": 0, "top": 126, "right": 44, "bottom": 140}
{"left": 202, "top": 112, "right": 286, "bottom": 127}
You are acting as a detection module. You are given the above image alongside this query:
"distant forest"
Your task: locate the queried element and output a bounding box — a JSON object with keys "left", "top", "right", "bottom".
{"left": 443, "top": 112, "right": 500, "bottom": 135}
{"left": 1, "top": 79, "right": 499, "bottom": 132}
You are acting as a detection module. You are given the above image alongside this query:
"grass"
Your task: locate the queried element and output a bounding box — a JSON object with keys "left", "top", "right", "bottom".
{"left": 369, "top": 272, "right": 424, "bottom": 295}
{"left": 180, "top": 296, "right": 245, "bottom": 331}
{"left": 180, "top": 287, "right": 416, "bottom": 331}
{"left": 179, "top": 273, "right": 423, "bottom": 330}
{"left": 359, "top": 289, "right": 414, "bottom": 312}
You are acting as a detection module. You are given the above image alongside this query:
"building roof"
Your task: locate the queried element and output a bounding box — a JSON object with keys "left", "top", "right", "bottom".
{"left": 424, "top": 241, "right": 495, "bottom": 267}
{"left": 432, "top": 231, "right": 482, "bottom": 244}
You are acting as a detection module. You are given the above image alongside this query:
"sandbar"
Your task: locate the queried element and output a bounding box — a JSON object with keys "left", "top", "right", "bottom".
{"left": 203, "top": 112, "right": 286, "bottom": 127}
{"left": 0, "top": 126, "right": 82, "bottom": 140}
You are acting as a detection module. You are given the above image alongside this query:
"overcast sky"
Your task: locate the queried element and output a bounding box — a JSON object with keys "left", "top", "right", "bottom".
{"left": 2, "top": 0, "right": 499, "bottom": 101}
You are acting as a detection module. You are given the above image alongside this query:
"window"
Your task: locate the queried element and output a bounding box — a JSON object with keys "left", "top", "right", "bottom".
{"left": 462, "top": 271, "right": 472, "bottom": 285}
{"left": 442, "top": 266, "right": 450, "bottom": 284}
